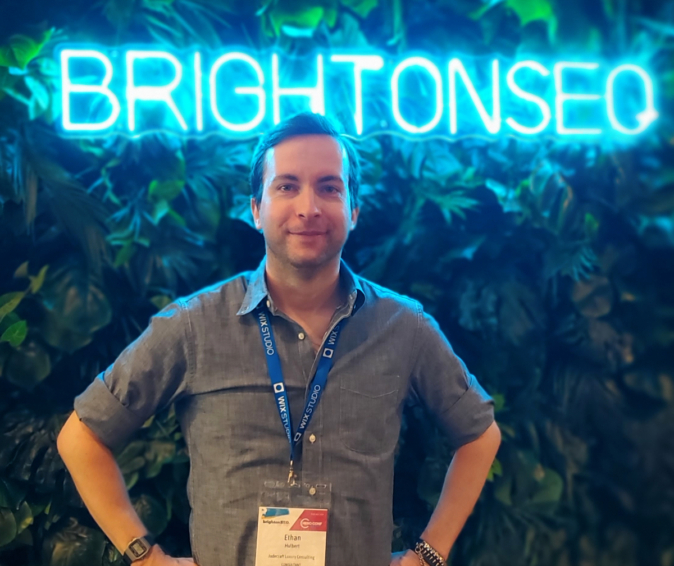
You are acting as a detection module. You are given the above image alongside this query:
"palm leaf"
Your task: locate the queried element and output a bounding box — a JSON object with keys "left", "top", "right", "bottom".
{"left": 23, "top": 137, "right": 110, "bottom": 273}
{"left": 542, "top": 239, "right": 597, "bottom": 281}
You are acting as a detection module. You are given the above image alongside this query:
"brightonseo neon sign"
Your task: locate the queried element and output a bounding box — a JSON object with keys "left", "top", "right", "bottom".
{"left": 57, "top": 46, "right": 659, "bottom": 140}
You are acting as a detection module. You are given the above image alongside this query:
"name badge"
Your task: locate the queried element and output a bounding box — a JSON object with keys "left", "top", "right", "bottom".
{"left": 256, "top": 479, "right": 331, "bottom": 566}
{"left": 255, "top": 506, "right": 328, "bottom": 566}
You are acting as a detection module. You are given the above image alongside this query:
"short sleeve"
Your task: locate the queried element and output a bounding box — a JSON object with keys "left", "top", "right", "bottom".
{"left": 410, "top": 306, "right": 494, "bottom": 449}
{"left": 73, "top": 301, "right": 192, "bottom": 451}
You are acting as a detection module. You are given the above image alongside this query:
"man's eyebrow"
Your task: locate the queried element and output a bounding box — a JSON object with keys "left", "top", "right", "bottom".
{"left": 271, "top": 174, "right": 345, "bottom": 184}
{"left": 317, "top": 175, "right": 344, "bottom": 184}
{"left": 271, "top": 174, "right": 300, "bottom": 183}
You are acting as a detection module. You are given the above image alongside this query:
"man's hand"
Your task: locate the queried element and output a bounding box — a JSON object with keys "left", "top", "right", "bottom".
{"left": 390, "top": 549, "right": 421, "bottom": 565}
{"left": 136, "top": 545, "right": 199, "bottom": 566}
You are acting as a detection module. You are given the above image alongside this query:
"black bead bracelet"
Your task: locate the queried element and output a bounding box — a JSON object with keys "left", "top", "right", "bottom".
{"left": 414, "top": 538, "right": 446, "bottom": 566}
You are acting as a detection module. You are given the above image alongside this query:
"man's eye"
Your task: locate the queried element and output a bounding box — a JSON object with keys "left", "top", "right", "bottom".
{"left": 323, "top": 186, "right": 338, "bottom": 193}
{"left": 278, "top": 185, "right": 293, "bottom": 191}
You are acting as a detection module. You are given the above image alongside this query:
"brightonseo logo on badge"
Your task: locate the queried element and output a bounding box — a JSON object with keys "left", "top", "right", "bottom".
{"left": 56, "top": 46, "right": 658, "bottom": 141}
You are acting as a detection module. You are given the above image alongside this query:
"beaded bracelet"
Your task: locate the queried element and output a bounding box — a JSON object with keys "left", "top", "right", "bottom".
{"left": 413, "top": 538, "right": 447, "bottom": 566}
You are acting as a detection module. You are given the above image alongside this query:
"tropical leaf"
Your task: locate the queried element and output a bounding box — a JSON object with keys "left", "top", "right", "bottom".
{"left": 28, "top": 265, "right": 49, "bottom": 294}
{"left": 0, "top": 508, "right": 17, "bottom": 547}
{"left": 487, "top": 457, "right": 503, "bottom": 481}
{"left": 425, "top": 190, "right": 480, "bottom": 224}
{"left": 22, "top": 140, "right": 110, "bottom": 272}
{"left": 43, "top": 518, "right": 107, "bottom": 566}
{"left": 14, "top": 501, "right": 33, "bottom": 535}
{"left": 265, "top": 0, "right": 339, "bottom": 36}
{"left": 113, "top": 242, "right": 136, "bottom": 268}
{"left": 0, "top": 292, "right": 24, "bottom": 325}
{"left": 148, "top": 181, "right": 184, "bottom": 203}
{"left": 38, "top": 260, "right": 112, "bottom": 338}
{"left": 132, "top": 494, "right": 169, "bottom": 536}
{"left": 3, "top": 338, "right": 52, "bottom": 389}
{"left": 543, "top": 240, "right": 597, "bottom": 281}
{"left": 571, "top": 274, "right": 613, "bottom": 318}
{"left": 0, "top": 320, "right": 28, "bottom": 347}
{"left": 103, "top": 0, "right": 137, "bottom": 28}
{"left": 505, "top": 0, "right": 555, "bottom": 27}
{"left": 0, "top": 30, "right": 54, "bottom": 70}
{"left": 341, "top": 0, "right": 378, "bottom": 18}
{"left": 24, "top": 76, "right": 51, "bottom": 121}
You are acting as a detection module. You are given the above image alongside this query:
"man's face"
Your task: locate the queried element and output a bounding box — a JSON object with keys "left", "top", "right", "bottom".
{"left": 251, "top": 134, "right": 359, "bottom": 270}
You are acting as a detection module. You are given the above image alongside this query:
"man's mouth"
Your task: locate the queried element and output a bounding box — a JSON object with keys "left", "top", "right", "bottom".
{"left": 290, "top": 231, "right": 325, "bottom": 236}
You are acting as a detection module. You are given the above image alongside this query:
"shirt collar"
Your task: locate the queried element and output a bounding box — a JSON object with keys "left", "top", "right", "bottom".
{"left": 236, "top": 256, "right": 365, "bottom": 317}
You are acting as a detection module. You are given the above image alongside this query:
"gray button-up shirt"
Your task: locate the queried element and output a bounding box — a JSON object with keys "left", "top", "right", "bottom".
{"left": 74, "top": 257, "right": 494, "bottom": 566}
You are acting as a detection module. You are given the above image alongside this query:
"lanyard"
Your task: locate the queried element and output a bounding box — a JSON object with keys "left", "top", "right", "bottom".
{"left": 256, "top": 306, "right": 344, "bottom": 482}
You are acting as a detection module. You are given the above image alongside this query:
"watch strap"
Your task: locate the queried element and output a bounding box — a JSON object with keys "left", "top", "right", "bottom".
{"left": 122, "top": 534, "right": 156, "bottom": 565}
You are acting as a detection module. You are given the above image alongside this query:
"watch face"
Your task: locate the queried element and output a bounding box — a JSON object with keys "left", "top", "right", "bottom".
{"left": 129, "top": 539, "right": 148, "bottom": 558}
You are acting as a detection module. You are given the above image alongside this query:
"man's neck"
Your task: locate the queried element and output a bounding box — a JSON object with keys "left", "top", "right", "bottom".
{"left": 264, "top": 252, "right": 346, "bottom": 317}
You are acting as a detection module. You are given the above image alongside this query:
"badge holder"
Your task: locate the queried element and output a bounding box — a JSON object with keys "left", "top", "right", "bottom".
{"left": 255, "top": 479, "right": 331, "bottom": 566}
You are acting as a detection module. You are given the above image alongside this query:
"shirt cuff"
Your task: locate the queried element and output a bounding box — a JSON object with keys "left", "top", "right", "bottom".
{"left": 439, "top": 376, "right": 495, "bottom": 449}
{"left": 73, "top": 374, "right": 145, "bottom": 452}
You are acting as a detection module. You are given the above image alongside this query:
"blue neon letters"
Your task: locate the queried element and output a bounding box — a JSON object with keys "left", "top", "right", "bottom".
{"left": 59, "top": 47, "right": 658, "bottom": 139}
{"left": 61, "top": 49, "right": 121, "bottom": 131}
{"left": 209, "top": 52, "right": 266, "bottom": 132}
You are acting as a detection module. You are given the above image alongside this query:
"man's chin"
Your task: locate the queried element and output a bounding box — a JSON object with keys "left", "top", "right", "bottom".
{"left": 267, "top": 240, "right": 344, "bottom": 270}
{"left": 287, "top": 255, "right": 331, "bottom": 269}
{"left": 285, "top": 249, "right": 339, "bottom": 270}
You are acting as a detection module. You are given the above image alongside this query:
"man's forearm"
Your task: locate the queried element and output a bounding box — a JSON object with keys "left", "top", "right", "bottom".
{"left": 57, "top": 411, "right": 150, "bottom": 554}
{"left": 420, "top": 421, "right": 502, "bottom": 560}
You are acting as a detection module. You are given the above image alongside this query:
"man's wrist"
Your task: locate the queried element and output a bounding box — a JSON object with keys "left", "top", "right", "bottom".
{"left": 418, "top": 529, "right": 451, "bottom": 562}
{"left": 121, "top": 534, "right": 159, "bottom": 565}
{"left": 133, "top": 543, "right": 161, "bottom": 566}
{"left": 413, "top": 538, "right": 447, "bottom": 566}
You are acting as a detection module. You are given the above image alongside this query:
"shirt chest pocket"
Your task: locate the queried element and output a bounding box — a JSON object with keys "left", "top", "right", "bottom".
{"left": 339, "top": 375, "right": 402, "bottom": 455}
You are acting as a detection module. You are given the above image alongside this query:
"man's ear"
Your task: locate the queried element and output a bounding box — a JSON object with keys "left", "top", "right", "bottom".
{"left": 350, "top": 206, "right": 359, "bottom": 230}
{"left": 251, "top": 197, "right": 262, "bottom": 231}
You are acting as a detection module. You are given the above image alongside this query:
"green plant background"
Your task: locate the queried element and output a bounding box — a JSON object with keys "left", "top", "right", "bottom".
{"left": 1, "top": 0, "right": 674, "bottom": 565}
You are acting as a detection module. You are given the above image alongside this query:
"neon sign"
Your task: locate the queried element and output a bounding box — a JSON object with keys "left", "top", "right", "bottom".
{"left": 58, "top": 46, "right": 658, "bottom": 140}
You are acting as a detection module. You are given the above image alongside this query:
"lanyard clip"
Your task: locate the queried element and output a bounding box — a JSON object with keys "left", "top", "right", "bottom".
{"left": 287, "top": 460, "right": 297, "bottom": 485}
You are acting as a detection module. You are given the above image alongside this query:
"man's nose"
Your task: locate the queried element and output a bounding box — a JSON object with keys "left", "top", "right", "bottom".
{"left": 296, "top": 187, "right": 321, "bottom": 217}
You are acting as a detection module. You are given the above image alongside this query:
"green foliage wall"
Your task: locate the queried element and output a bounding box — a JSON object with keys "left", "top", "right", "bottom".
{"left": 1, "top": 1, "right": 674, "bottom": 565}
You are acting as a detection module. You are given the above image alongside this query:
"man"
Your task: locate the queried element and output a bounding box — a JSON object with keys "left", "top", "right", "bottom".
{"left": 57, "top": 112, "right": 501, "bottom": 566}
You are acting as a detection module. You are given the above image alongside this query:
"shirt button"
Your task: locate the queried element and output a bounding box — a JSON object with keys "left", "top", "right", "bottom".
{"left": 266, "top": 300, "right": 271, "bottom": 308}
{"left": 298, "top": 332, "right": 305, "bottom": 340}
{"left": 309, "top": 486, "right": 317, "bottom": 496}
{"left": 309, "top": 434, "right": 316, "bottom": 443}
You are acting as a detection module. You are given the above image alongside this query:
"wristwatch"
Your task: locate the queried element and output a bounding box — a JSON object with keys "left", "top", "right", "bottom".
{"left": 122, "top": 534, "right": 156, "bottom": 565}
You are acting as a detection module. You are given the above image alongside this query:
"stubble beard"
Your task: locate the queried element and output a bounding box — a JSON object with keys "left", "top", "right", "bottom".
{"left": 268, "top": 232, "right": 344, "bottom": 273}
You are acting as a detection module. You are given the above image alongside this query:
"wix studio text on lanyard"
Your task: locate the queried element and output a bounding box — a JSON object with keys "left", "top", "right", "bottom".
{"left": 256, "top": 308, "right": 344, "bottom": 484}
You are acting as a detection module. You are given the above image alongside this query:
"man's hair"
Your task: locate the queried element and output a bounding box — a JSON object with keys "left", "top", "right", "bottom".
{"left": 249, "top": 112, "right": 360, "bottom": 211}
